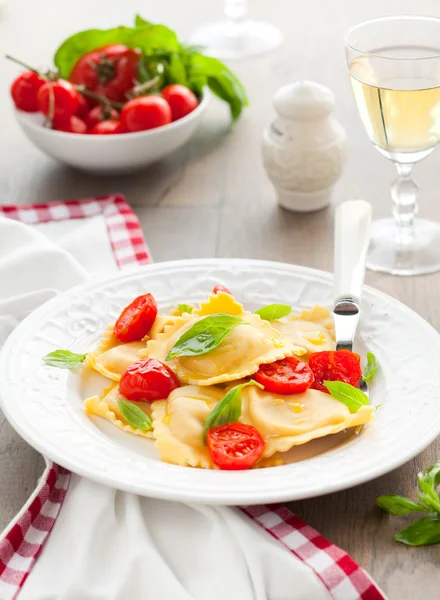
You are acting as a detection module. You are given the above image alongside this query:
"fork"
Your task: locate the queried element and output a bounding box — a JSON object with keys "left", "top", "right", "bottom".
{"left": 333, "top": 200, "right": 372, "bottom": 395}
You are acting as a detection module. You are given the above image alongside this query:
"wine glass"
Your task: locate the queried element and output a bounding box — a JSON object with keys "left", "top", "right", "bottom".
{"left": 191, "top": 0, "right": 283, "bottom": 60}
{"left": 346, "top": 16, "right": 440, "bottom": 275}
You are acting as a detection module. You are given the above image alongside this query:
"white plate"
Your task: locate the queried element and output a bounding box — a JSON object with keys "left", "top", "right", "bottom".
{"left": 1, "top": 258, "right": 440, "bottom": 505}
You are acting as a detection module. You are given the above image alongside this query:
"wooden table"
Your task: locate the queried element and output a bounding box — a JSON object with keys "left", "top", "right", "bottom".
{"left": 1, "top": 0, "right": 440, "bottom": 597}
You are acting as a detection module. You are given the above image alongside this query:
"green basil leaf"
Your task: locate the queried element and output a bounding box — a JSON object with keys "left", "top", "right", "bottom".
{"left": 177, "top": 304, "right": 193, "bottom": 315}
{"left": 363, "top": 352, "right": 379, "bottom": 382}
{"left": 376, "top": 495, "right": 428, "bottom": 516}
{"left": 166, "top": 313, "right": 243, "bottom": 360}
{"left": 324, "top": 380, "right": 370, "bottom": 413}
{"left": 168, "top": 52, "right": 188, "bottom": 86}
{"left": 202, "top": 380, "right": 262, "bottom": 444}
{"left": 254, "top": 304, "right": 291, "bottom": 321}
{"left": 134, "top": 14, "right": 151, "bottom": 28}
{"left": 393, "top": 514, "right": 440, "bottom": 546}
{"left": 117, "top": 399, "right": 152, "bottom": 431}
{"left": 416, "top": 460, "right": 440, "bottom": 512}
{"left": 42, "top": 349, "right": 86, "bottom": 369}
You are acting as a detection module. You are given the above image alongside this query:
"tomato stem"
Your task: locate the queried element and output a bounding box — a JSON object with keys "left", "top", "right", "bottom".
{"left": 125, "top": 76, "right": 160, "bottom": 99}
{"left": 5, "top": 54, "right": 40, "bottom": 75}
{"left": 75, "top": 85, "right": 124, "bottom": 109}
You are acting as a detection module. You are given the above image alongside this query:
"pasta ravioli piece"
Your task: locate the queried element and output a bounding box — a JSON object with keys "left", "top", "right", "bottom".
{"left": 152, "top": 385, "right": 226, "bottom": 468}
{"left": 240, "top": 386, "right": 375, "bottom": 457}
{"left": 84, "top": 384, "right": 154, "bottom": 439}
{"left": 193, "top": 292, "right": 247, "bottom": 317}
{"left": 86, "top": 341, "right": 145, "bottom": 381}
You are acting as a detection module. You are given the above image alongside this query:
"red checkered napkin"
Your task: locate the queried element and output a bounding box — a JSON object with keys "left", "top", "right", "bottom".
{"left": 0, "top": 195, "right": 386, "bottom": 600}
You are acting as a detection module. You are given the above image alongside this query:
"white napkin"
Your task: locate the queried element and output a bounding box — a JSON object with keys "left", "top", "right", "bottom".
{"left": 0, "top": 217, "right": 331, "bottom": 600}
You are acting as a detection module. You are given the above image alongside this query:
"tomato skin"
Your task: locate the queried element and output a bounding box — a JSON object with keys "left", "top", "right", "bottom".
{"left": 207, "top": 423, "right": 264, "bottom": 470}
{"left": 161, "top": 84, "right": 198, "bottom": 121}
{"left": 10, "top": 71, "right": 45, "bottom": 112}
{"left": 90, "top": 120, "right": 123, "bottom": 135}
{"left": 309, "top": 350, "right": 362, "bottom": 393}
{"left": 86, "top": 105, "right": 119, "bottom": 129}
{"left": 119, "top": 358, "right": 179, "bottom": 402}
{"left": 254, "top": 356, "right": 314, "bottom": 395}
{"left": 212, "top": 285, "right": 232, "bottom": 295}
{"left": 53, "top": 115, "right": 87, "bottom": 134}
{"left": 37, "top": 80, "right": 79, "bottom": 120}
{"left": 114, "top": 293, "right": 158, "bottom": 343}
{"left": 69, "top": 45, "right": 141, "bottom": 103}
{"left": 76, "top": 93, "right": 90, "bottom": 118}
{"left": 120, "top": 96, "right": 172, "bottom": 132}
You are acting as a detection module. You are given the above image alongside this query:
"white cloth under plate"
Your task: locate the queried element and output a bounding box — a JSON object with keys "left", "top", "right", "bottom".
{"left": 0, "top": 217, "right": 331, "bottom": 600}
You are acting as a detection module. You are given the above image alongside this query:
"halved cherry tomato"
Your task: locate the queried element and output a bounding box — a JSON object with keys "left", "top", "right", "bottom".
{"left": 119, "top": 358, "right": 179, "bottom": 402}
{"left": 309, "top": 350, "right": 362, "bottom": 393}
{"left": 254, "top": 356, "right": 314, "bottom": 395}
{"left": 120, "top": 96, "right": 172, "bottom": 132}
{"left": 10, "top": 71, "right": 45, "bottom": 112}
{"left": 76, "top": 93, "right": 90, "bottom": 119}
{"left": 212, "top": 285, "right": 232, "bottom": 295}
{"left": 114, "top": 293, "right": 158, "bottom": 343}
{"left": 37, "top": 80, "right": 79, "bottom": 120}
{"left": 91, "top": 120, "right": 123, "bottom": 134}
{"left": 161, "top": 84, "right": 198, "bottom": 121}
{"left": 86, "top": 105, "right": 119, "bottom": 129}
{"left": 53, "top": 115, "right": 87, "bottom": 134}
{"left": 207, "top": 423, "right": 264, "bottom": 470}
{"left": 69, "top": 45, "right": 141, "bottom": 103}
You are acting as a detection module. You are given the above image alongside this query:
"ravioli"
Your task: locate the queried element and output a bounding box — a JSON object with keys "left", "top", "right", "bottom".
{"left": 86, "top": 341, "right": 145, "bottom": 381}
{"left": 84, "top": 384, "right": 154, "bottom": 439}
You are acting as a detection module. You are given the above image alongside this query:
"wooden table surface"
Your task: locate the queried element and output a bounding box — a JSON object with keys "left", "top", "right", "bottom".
{"left": 1, "top": 0, "right": 440, "bottom": 597}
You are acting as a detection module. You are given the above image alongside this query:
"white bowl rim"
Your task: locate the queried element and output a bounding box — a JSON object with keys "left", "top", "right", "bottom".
{"left": 15, "top": 88, "right": 210, "bottom": 139}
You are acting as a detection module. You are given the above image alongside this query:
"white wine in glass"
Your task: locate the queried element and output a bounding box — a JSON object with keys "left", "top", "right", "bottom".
{"left": 346, "top": 16, "right": 440, "bottom": 275}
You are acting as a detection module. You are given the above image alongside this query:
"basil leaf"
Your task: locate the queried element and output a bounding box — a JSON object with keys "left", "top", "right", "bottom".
{"left": 134, "top": 14, "right": 151, "bottom": 27}
{"left": 324, "top": 381, "right": 370, "bottom": 413}
{"left": 202, "top": 380, "right": 262, "bottom": 444}
{"left": 166, "top": 313, "right": 243, "bottom": 360}
{"left": 363, "top": 352, "right": 379, "bottom": 382}
{"left": 255, "top": 304, "right": 291, "bottom": 321}
{"left": 417, "top": 460, "right": 440, "bottom": 512}
{"left": 376, "top": 495, "right": 428, "bottom": 516}
{"left": 168, "top": 52, "right": 188, "bottom": 86}
{"left": 117, "top": 399, "right": 152, "bottom": 431}
{"left": 393, "top": 514, "right": 440, "bottom": 546}
{"left": 42, "top": 349, "right": 86, "bottom": 369}
{"left": 177, "top": 303, "right": 193, "bottom": 315}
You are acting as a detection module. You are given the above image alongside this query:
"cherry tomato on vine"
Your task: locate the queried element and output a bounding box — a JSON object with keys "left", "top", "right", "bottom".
{"left": 120, "top": 96, "right": 172, "bottom": 132}
{"left": 207, "top": 423, "right": 264, "bottom": 470}
{"left": 114, "top": 293, "right": 158, "bottom": 343}
{"left": 309, "top": 350, "right": 362, "bottom": 393}
{"left": 69, "top": 45, "right": 141, "bottom": 103}
{"left": 212, "top": 285, "right": 232, "bottom": 295}
{"left": 75, "top": 93, "right": 90, "bottom": 119}
{"left": 91, "top": 120, "right": 124, "bottom": 134}
{"left": 10, "top": 71, "right": 45, "bottom": 112}
{"left": 53, "top": 115, "right": 87, "bottom": 134}
{"left": 254, "top": 356, "right": 314, "bottom": 395}
{"left": 119, "top": 358, "right": 179, "bottom": 402}
{"left": 86, "top": 105, "right": 120, "bottom": 129}
{"left": 37, "top": 80, "right": 79, "bottom": 120}
{"left": 161, "top": 84, "right": 198, "bottom": 121}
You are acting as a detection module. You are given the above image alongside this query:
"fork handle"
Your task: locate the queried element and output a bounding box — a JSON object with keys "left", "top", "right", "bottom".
{"left": 334, "top": 200, "right": 372, "bottom": 304}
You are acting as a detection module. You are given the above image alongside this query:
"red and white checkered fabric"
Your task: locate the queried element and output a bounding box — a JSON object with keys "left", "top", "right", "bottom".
{"left": 0, "top": 197, "right": 386, "bottom": 600}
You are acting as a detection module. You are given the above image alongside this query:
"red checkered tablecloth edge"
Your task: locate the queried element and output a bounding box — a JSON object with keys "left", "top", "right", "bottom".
{"left": 0, "top": 195, "right": 387, "bottom": 600}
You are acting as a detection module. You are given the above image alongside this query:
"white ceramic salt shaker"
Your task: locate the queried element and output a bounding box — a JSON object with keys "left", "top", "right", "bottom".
{"left": 262, "top": 81, "right": 347, "bottom": 212}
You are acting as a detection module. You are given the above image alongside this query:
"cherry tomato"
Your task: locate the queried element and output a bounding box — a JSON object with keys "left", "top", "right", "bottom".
{"left": 86, "top": 105, "right": 119, "bottom": 129}
{"left": 119, "top": 358, "right": 179, "bottom": 402}
{"left": 10, "top": 71, "right": 45, "bottom": 112}
{"left": 120, "top": 96, "right": 172, "bottom": 132}
{"left": 114, "top": 293, "right": 158, "bottom": 343}
{"left": 161, "top": 84, "right": 198, "bottom": 121}
{"left": 254, "top": 356, "right": 314, "bottom": 395}
{"left": 76, "top": 93, "right": 90, "bottom": 119}
{"left": 207, "top": 423, "right": 264, "bottom": 470}
{"left": 53, "top": 115, "right": 87, "bottom": 134}
{"left": 91, "top": 120, "right": 123, "bottom": 135}
{"left": 37, "top": 80, "right": 79, "bottom": 120}
{"left": 309, "top": 350, "right": 362, "bottom": 393}
{"left": 69, "top": 45, "right": 141, "bottom": 103}
{"left": 212, "top": 285, "right": 232, "bottom": 295}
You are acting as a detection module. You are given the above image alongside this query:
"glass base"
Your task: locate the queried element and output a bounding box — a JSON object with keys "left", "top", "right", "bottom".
{"left": 367, "top": 218, "right": 440, "bottom": 276}
{"left": 190, "top": 21, "right": 283, "bottom": 59}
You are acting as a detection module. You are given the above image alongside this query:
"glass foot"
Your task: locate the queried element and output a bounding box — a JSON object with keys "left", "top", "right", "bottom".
{"left": 367, "top": 218, "right": 440, "bottom": 276}
{"left": 190, "top": 21, "right": 283, "bottom": 59}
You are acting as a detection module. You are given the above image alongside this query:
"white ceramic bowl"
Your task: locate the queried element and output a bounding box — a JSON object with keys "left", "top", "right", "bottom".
{"left": 15, "top": 91, "right": 209, "bottom": 174}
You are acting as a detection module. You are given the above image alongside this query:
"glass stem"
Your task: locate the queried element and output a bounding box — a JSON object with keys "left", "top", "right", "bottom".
{"left": 224, "top": 0, "right": 247, "bottom": 29}
{"left": 391, "top": 162, "right": 418, "bottom": 247}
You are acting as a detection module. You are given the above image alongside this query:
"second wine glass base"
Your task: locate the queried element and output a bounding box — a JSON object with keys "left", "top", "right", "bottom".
{"left": 367, "top": 218, "right": 440, "bottom": 276}
{"left": 190, "top": 21, "right": 283, "bottom": 60}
